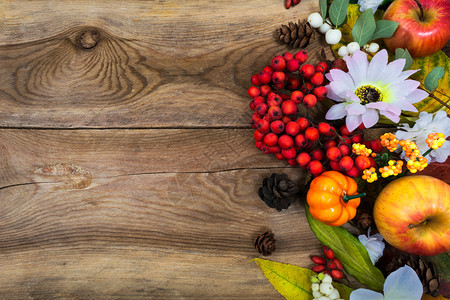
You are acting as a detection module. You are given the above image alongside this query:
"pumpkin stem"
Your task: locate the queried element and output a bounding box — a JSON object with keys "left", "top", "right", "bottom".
{"left": 342, "top": 193, "right": 366, "bottom": 203}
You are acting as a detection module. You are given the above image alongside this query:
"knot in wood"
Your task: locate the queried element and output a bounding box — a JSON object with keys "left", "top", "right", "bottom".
{"left": 80, "top": 30, "right": 99, "bottom": 49}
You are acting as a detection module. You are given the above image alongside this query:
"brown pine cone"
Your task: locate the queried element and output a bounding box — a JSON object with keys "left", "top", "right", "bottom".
{"left": 258, "top": 173, "right": 300, "bottom": 211}
{"left": 276, "top": 19, "right": 315, "bottom": 49}
{"left": 254, "top": 231, "right": 276, "bottom": 256}
{"left": 385, "top": 254, "right": 440, "bottom": 297}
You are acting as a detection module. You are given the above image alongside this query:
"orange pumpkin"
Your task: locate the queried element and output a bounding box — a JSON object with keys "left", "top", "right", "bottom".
{"left": 307, "top": 171, "right": 364, "bottom": 226}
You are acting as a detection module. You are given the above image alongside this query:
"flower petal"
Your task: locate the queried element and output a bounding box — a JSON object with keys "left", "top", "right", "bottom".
{"left": 350, "top": 289, "right": 384, "bottom": 300}
{"left": 326, "top": 103, "right": 347, "bottom": 120}
{"left": 366, "top": 102, "right": 389, "bottom": 110}
{"left": 380, "top": 109, "right": 400, "bottom": 123}
{"left": 380, "top": 58, "right": 405, "bottom": 84}
{"left": 383, "top": 265, "right": 423, "bottom": 300}
{"left": 392, "top": 100, "right": 418, "bottom": 112}
{"left": 367, "top": 49, "right": 388, "bottom": 82}
{"left": 347, "top": 50, "right": 368, "bottom": 86}
{"left": 326, "top": 85, "right": 346, "bottom": 102}
{"left": 407, "top": 89, "right": 429, "bottom": 103}
{"left": 346, "top": 114, "right": 363, "bottom": 132}
{"left": 362, "top": 109, "right": 379, "bottom": 129}
{"left": 346, "top": 102, "right": 366, "bottom": 115}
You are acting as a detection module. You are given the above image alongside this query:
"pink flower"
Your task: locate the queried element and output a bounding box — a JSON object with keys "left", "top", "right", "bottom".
{"left": 325, "top": 50, "right": 428, "bottom": 132}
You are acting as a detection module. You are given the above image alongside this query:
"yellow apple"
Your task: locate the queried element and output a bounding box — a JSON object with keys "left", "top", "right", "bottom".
{"left": 373, "top": 175, "right": 450, "bottom": 256}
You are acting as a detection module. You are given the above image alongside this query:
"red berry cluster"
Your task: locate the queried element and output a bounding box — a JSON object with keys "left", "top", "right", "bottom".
{"left": 311, "top": 246, "right": 344, "bottom": 280}
{"left": 285, "top": 0, "right": 301, "bottom": 9}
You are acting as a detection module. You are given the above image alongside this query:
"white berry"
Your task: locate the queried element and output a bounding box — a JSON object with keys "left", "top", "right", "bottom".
{"left": 320, "top": 283, "right": 334, "bottom": 295}
{"left": 308, "top": 12, "right": 324, "bottom": 29}
{"left": 318, "top": 296, "right": 331, "bottom": 300}
{"left": 312, "top": 283, "right": 320, "bottom": 292}
{"left": 325, "top": 29, "right": 342, "bottom": 45}
{"left": 319, "top": 22, "right": 332, "bottom": 34}
{"left": 346, "top": 41, "right": 360, "bottom": 55}
{"left": 313, "top": 291, "right": 323, "bottom": 298}
{"left": 338, "top": 45, "right": 348, "bottom": 57}
{"left": 363, "top": 43, "right": 370, "bottom": 51}
{"left": 368, "top": 42, "right": 380, "bottom": 53}
{"left": 329, "top": 289, "right": 341, "bottom": 300}
{"left": 322, "top": 274, "right": 333, "bottom": 284}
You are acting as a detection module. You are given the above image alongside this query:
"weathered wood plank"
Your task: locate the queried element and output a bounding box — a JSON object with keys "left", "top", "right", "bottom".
{"left": 0, "top": 0, "right": 331, "bottom": 128}
{"left": 0, "top": 169, "right": 319, "bottom": 299}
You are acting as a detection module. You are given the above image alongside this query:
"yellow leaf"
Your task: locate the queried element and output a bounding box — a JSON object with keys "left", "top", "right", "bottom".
{"left": 252, "top": 258, "right": 353, "bottom": 300}
{"left": 408, "top": 50, "right": 450, "bottom": 115}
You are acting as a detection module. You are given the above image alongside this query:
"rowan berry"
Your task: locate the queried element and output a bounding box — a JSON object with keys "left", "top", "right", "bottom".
{"left": 280, "top": 94, "right": 290, "bottom": 100}
{"left": 294, "top": 50, "right": 308, "bottom": 64}
{"left": 338, "top": 144, "right": 350, "bottom": 156}
{"left": 259, "top": 85, "right": 272, "bottom": 96}
{"left": 278, "top": 134, "right": 294, "bottom": 149}
{"left": 327, "top": 260, "right": 337, "bottom": 270}
{"left": 255, "top": 102, "right": 268, "bottom": 116}
{"left": 281, "top": 116, "right": 292, "bottom": 124}
{"left": 297, "top": 117, "right": 310, "bottom": 131}
{"left": 329, "top": 160, "right": 341, "bottom": 171}
{"left": 318, "top": 122, "right": 331, "bottom": 135}
{"left": 263, "top": 65, "right": 273, "bottom": 74}
{"left": 313, "top": 86, "right": 328, "bottom": 100}
{"left": 275, "top": 152, "right": 284, "bottom": 160}
{"left": 286, "top": 158, "right": 297, "bottom": 166}
{"left": 305, "top": 127, "right": 319, "bottom": 142}
{"left": 250, "top": 115, "right": 261, "bottom": 129}
{"left": 272, "top": 71, "right": 286, "bottom": 84}
{"left": 282, "top": 52, "right": 294, "bottom": 61}
{"left": 271, "top": 55, "right": 286, "bottom": 71}
{"left": 255, "top": 141, "right": 263, "bottom": 149}
{"left": 291, "top": 90, "right": 304, "bottom": 104}
{"left": 257, "top": 118, "right": 270, "bottom": 134}
{"left": 254, "top": 130, "right": 265, "bottom": 141}
{"left": 351, "top": 134, "right": 363, "bottom": 144}
{"left": 268, "top": 106, "right": 282, "bottom": 120}
{"left": 296, "top": 152, "right": 311, "bottom": 167}
{"left": 281, "top": 100, "right": 298, "bottom": 115}
{"left": 263, "top": 133, "right": 278, "bottom": 147}
{"left": 301, "top": 82, "right": 314, "bottom": 94}
{"left": 286, "top": 77, "right": 300, "bottom": 90}
{"left": 282, "top": 147, "right": 297, "bottom": 159}
{"left": 286, "top": 121, "right": 301, "bottom": 136}
{"left": 260, "top": 144, "right": 271, "bottom": 154}
{"left": 251, "top": 74, "right": 261, "bottom": 86}
{"left": 339, "top": 125, "right": 352, "bottom": 136}
{"left": 270, "top": 120, "right": 285, "bottom": 134}
{"left": 258, "top": 71, "right": 272, "bottom": 85}
{"left": 370, "top": 139, "right": 383, "bottom": 153}
{"left": 253, "top": 96, "right": 265, "bottom": 105}
{"left": 300, "top": 64, "right": 315, "bottom": 80}
{"left": 339, "top": 156, "right": 354, "bottom": 171}
{"left": 308, "top": 160, "right": 323, "bottom": 175}
{"left": 286, "top": 59, "right": 301, "bottom": 72}
{"left": 303, "top": 94, "right": 317, "bottom": 108}
{"left": 311, "top": 149, "right": 324, "bottom": 161}
{"left": 355, "top": 156, "right": 371, "bottom": 170}
{"left": 326, "top": 147, "right": 341, "bottom": 161}
{"left": 323, "top": 246, "right": 334, "bottom": 259}
{"left": 310, "top": 72, "right": 325, "bottom": 86}
{"left": 267, "top": 93, "right": 282, "bottom": 107}
{"left": 268, "top": 145, "right": 281, "bottom": 153}
{"left": 346, "top": 166, "right": 361, "bottom": 178}
{"left": 295, "top": 134, "right": 307, "bottom": 148}
{"left": 332, "top": 258, "right": 343, "bottom": 270}
{"left": 315, "top": 61, "right": 328, "bottom": 73}
{"left": 331, "top": 270, "right": 344, "bottom": 279}
{"left": 248, "top": 86, "right": 260, "bottom": 98}
{"left": 274, "top": 82, "right": 285, "bottom": 90}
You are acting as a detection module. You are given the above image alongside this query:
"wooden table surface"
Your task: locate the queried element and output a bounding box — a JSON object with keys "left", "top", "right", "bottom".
{"left": 0, "top": 1, "right": 338, "bottom": 298}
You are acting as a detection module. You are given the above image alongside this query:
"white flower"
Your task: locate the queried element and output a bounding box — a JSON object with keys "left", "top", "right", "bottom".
{"left": 396, "top": 111, "right": 450, "bottom": 163}
{"left": 325, "top": 49, "right": 428, "bottom": 132}
{"left": 358, "top": 0, "right": 384, "bottom": 13}
{"left": 358, "top": 229, "right": 385, "bottom": 265}
{"left": 350, "top": 265, "right": 423, "bottom": 300}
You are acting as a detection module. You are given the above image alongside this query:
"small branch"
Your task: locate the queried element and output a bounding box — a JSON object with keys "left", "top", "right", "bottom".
{"left": 418, "top": 86, "right": 450, "bottom": 110}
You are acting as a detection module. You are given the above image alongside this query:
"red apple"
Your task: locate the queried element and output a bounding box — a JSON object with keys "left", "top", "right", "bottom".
{"left": 373, "top": 175, "right": 450, "bottom": 256}
{"left": 383, "top": 0, "right": 450, "bottom": 58}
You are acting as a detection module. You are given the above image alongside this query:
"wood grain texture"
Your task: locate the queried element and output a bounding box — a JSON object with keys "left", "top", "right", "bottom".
{"left": 0, "top": 0, "right": 330, "bottom": 128}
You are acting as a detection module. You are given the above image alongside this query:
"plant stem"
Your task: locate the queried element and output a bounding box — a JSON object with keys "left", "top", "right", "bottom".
{"left": 342, "top": 193, "right": 366, "bottom": 203}
{"left": 418, "top": 86, "right": 450, "bottom": 110}
{"left": 412, "top": 0, "right": 425, "bottom": 22}
{"left": 422, "top": 148, "right": 433, "bottom": 157}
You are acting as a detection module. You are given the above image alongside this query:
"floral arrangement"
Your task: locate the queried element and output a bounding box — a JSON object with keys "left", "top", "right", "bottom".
{"left": 248, "top": 0, "right": 449, "bottom": 299}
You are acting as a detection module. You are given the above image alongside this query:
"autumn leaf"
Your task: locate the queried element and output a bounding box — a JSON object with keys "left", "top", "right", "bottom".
{"left": 252, "top": 258, "right": 353, "bottom": 300}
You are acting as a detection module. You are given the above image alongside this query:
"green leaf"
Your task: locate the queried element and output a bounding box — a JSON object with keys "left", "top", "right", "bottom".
{"left": 370, "top": 20, "right": 398, "bottom": 40}
{"left": 352, "top": 9, "right": 376, "bottom": 46}
{"left": 305, "top": 206, "right": 385, "bottom": 291}
{"left": 320, "top": 0, "right": 328, "bottom": 19}
{"left": 424, "top": 66, "right": 445, "bottom": 92}
{"left": 329, "top": 0, "right": 349, "bottom": 27}
{"left": 252, "top": 258, "right": 353, "bottom": 300}
{"left": 394, "top": 48, "right": 413, "bottom": 71}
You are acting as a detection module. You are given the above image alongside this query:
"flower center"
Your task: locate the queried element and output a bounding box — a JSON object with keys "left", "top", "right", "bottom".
{"left": 355, "top": 85, "right": 383, "bottom": 105}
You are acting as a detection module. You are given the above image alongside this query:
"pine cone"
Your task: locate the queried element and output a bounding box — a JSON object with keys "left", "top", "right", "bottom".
{"left": 276, "top": 19, "right": 315, "bottom": 49}
{"left": 258, "top": 173, "right": 300, "bottom": 211}
{"left": 254, "top": 231, "right": 276, "bottom": 256}
{"left": 386, "top": 254, "right": 440, "bottom": 297}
